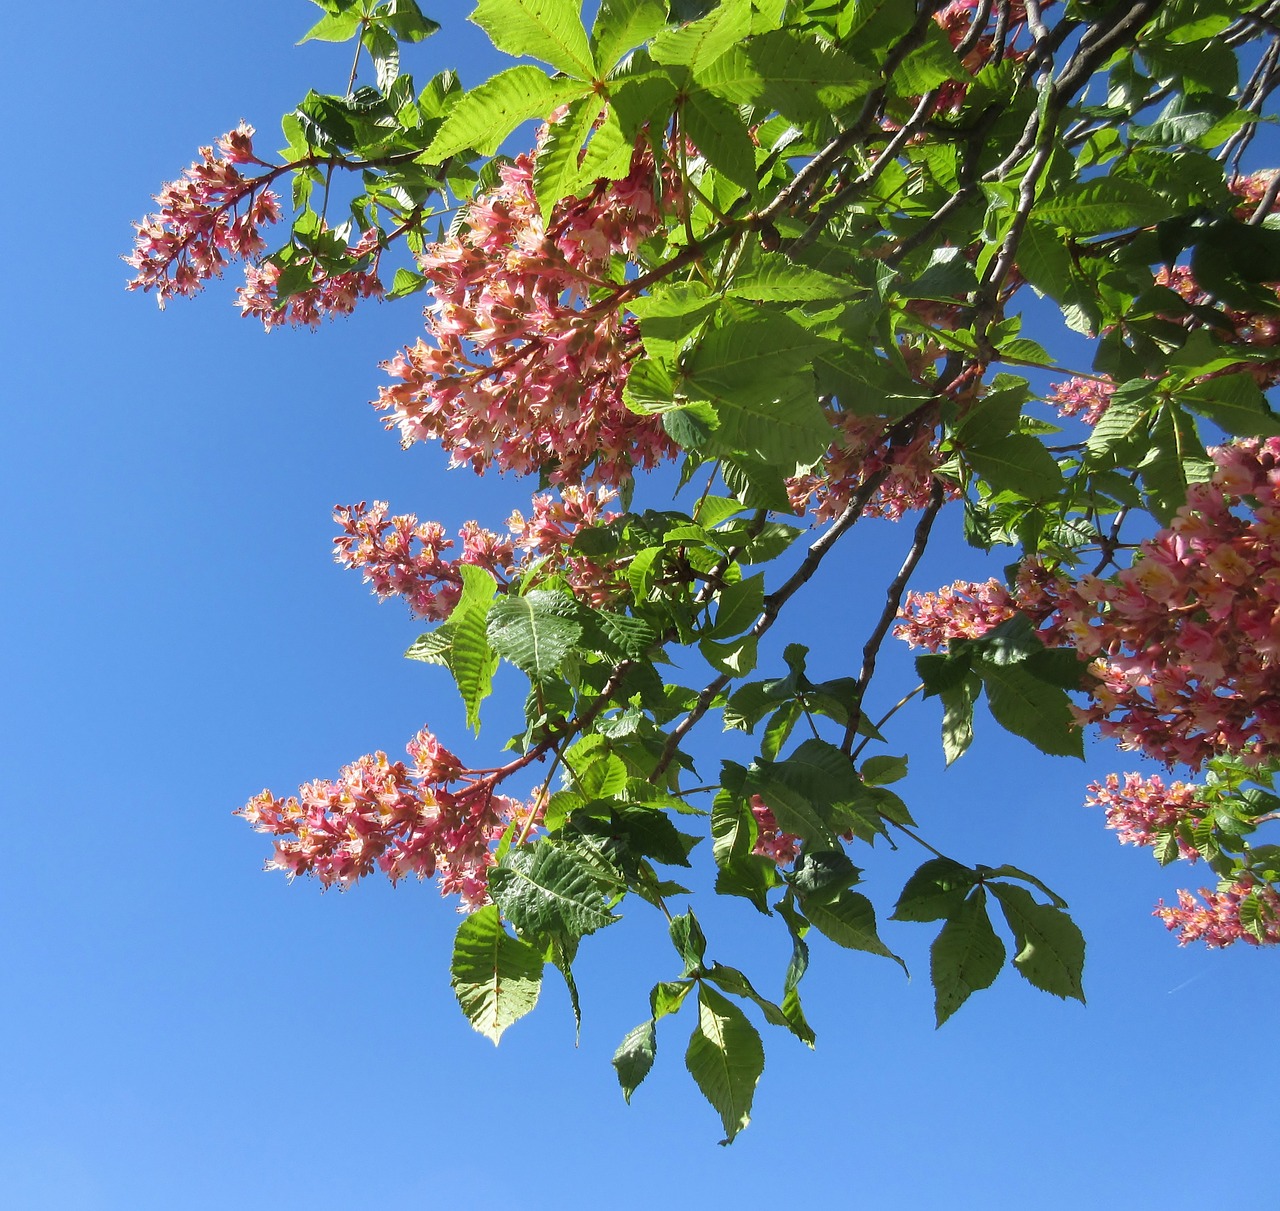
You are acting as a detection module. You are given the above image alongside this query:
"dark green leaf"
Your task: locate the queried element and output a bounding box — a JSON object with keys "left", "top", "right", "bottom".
{"left": 976, "top": 658, "right": 1083, "bottom": 758}
{"left": 988, "top": 883, "right": 1086, "bottom": 1002}
{"left": 803, "top": 889, "right": 907, "bottom": 971}
{"left": 930, "top": 889, "right": 1004, "bottom": 1027}
{"left": 892, "top": 857, "right": 976, "bottom": 922}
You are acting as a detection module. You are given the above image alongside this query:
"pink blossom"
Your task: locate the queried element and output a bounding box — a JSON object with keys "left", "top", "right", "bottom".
{"left": 374, "top": 130, "right": 676, "bottom": 486}
{"left": 236, "top": 227, "right": 385, "bottom": 329}
{"left": 1044, "top": 437, "right": 1280, "bottom": 769}
{"left": 1084, "top": 771, "right": 1204, "bottom": 857}
{"left": 236, "top": 728, "right": 528, "bottom": 908}
{"left": 788, "top": 413, "right": 956, "bottom": 523}
{"left": 1048, "top": 376, "right": 1114, "bottom": 425}
{"left": 334, "top": 485, "right": 627, "bottom": 617}
{"left": 894, "top": 578, "right": 1019, "bottom": 651}
{"left": 126, "top": 122, "right": 281, "bottom": 304}
{"left": 749, "top": 795, "right": 801, "bottom": 866}
{"left": 1155, "top": 879, "right": 1280, "bottom": 948}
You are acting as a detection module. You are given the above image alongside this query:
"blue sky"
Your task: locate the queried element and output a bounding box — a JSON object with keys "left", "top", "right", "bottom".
{"left": 2, "top": 3, "right": 1275, "bottom": 1207}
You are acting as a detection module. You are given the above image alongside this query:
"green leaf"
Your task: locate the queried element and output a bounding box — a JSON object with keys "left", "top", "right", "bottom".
{"left": 727, "top": 250, "right": 854, "bottom": 302}
{"left": 861, "top": 754, "right": 907, "bottom": 786}
{"left": 776, "top": 895, "right": 816, "bottom": 1046}
{"left": 892, "top": 858, "right": 976, "bottom": 922}
{"left": 299, "top": 9, "right": 363, "bottom": 43}
{"left": 939, "top": 674, "right": 979, "bottom": 765}
{"left": 387, "top": 267, "right": 427, "bottom": 298}
{"left": 487, "top": 590, "right": 584, "bottom": 680}
{"left": 533, "top": 98, "right": 603, "bottom": 218}
{"left": 711, "top": 790, "right": 777, "bottom": 911}
{"left": 613, "top": 1019, "right": 658, "bottom": 1100}
{"left": 471, "top": 0, "right": 596, "bottom": 78}
{"left": 1034, "top": 177, "right": 1176, "bottom": 235}
{"left": 1180, "top": 373, "right": 1280, "bottom": 438}
{"left": 893, "top": 23, "right": 970, "bottom": 93}
{"left": 612, "top": 978, "right": 695, "bottom": 1102}
{"left": 652, "top": 0, "right": 750, "bottom": 73}
{"left": 684, "top": 314, "right": 833, "bottom": 465}
{"left": 685, "top": 984, "right": 764, "bottom": 1144}
{"left": 450, "top": 905, "right": 544, "bottom": 1043}
{"left": 451, "top": 564, "right": 499, "bottom": 734}
{"left": 930, "top": 889, "right": 1004, "bottom": 1027}
{"left": 964, "top": 433, "right": 1064, "bottom": 500}
{"left": 681, "top": 87, "right": 758, "bottom": 189}
{"left": 976, "top": 658, "right": 1083, "bottom": 759}
{"left": 591, "top": 0, "right": 666, "bottom": 73}
{"left": 404, "top": 628, "right": 453, "bottom": 665}
{"left": 670, "top": 909, "right": 708, "bottom": 975}
{"left": 1016, "top": 223, "right": 1073, "bottom": 302}
{"left": 709, "top": 573, "right": 765, "bottom": 638}
{"left": 789, "top": 849, "right": 861, "bottom": 902}
{"left": 426, "top": 66, "right": 590, "bottom": 159}
{"left": 742, "top": 29, "right": 873, "bottom": 119}
{"left": 988, "top": 883, "right": 1086, "bottom": 1003}
{"left": 382, "top": 0, "right": 439, "bottom": 41}
{"left": 803, "top": 889, "right": 907, "bottom": 972}
{"left": 489, "top": 842, "right": 620, "bottom": 940}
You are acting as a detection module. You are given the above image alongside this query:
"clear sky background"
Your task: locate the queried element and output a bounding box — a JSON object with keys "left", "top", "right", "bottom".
{"left": 2, "top": 3, "right": 1275, "bottom": 1208}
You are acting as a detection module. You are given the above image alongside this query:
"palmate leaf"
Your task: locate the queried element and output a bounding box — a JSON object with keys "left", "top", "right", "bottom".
{"left": 489, "top": 842, "right": 621, "bottom": 941}
{"left": 471, "top": 0, "right": 596, "bottom": 78}
{"left": 685, "top": 983, "right": 764, "bottom": 1145}
{"left": 450, "top": 905, "right": 544, "bottom": 1044}
{"left": 487, "top": 590, "right": 583, "bottom": 680}
{"left": 426, "top": 66, "right": 590, "bottom": 159}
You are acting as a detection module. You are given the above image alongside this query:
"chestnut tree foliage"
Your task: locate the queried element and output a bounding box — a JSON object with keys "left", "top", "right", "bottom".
{"left": 130, "top": 0, "right": 1280, "bottom": 1140}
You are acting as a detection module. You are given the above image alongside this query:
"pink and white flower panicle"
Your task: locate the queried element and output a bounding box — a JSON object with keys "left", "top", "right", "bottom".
{"left": 374, "top": 137, "right": 676, "bottom": 485}
{"left": 126, "top": 121, "right": 281, "bottom": 305}
{"left": 334, "top": 485, "right": 624, "bottom": 619}
{"left": 236, "top": 726, "right": 531, "bottom": 908}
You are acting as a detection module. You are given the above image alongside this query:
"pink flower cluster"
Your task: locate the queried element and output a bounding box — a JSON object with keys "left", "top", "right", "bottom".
{"left": 1047, "top": 437, "right": 1280, "bottom": 769}
{"left": 893, "top": 577, "right": 1019, "bottom": 651}
{"left": 1047, "top": 376, "right": 1114, "bottom": 426}
{"left": 237, "top": 727, "right": 528, "bottom": 907}
{"left": 1231, "top": 169, "right": 1280, "bottom": 220}
{"left": 749, "top": 795, "right": 801, "bottom": 866}
{"left": 1155, "top": 879, "right": 1280, "bottom": 948}
{"left": 126, "top": 122, "right": 281, "bottom": 304}
{"left": 1084, "top": 771, "right": 1204, "bottom": 857}
{"left": 237, "top": 227, "right": 385, "bottom": 328}
{"left": 1156, "top": 265, "right": 1280, "bottom": 387}
{"left": 788, "top": 414, "right": 952, "bottom": 523}
{"left": 374, "top": 134, "right": 675, "bottom": 485}
{"left": 333, "top": 486, "right": 623, "bottom": 619}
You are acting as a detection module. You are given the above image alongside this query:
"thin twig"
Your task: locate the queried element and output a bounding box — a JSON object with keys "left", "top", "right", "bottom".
{"left": 842, "top": 480, "right": 947, "bottom": 753}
